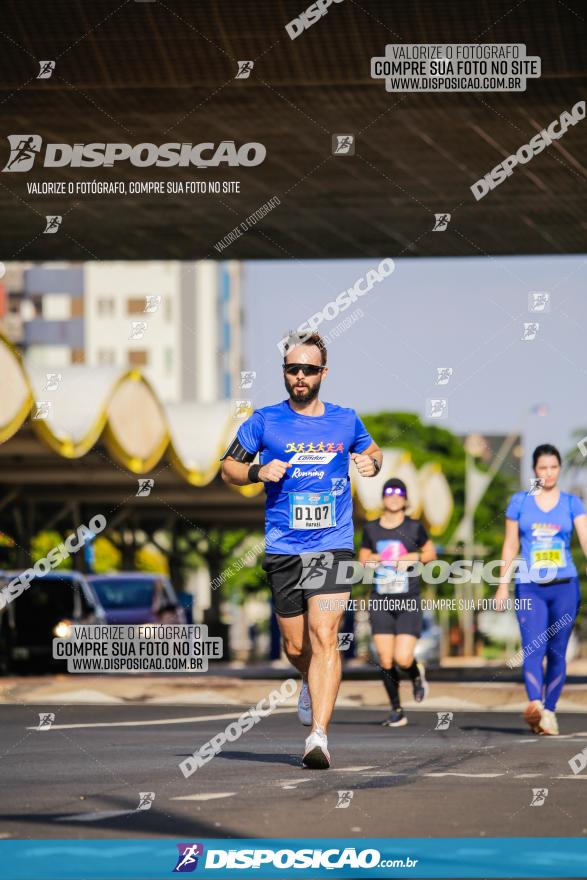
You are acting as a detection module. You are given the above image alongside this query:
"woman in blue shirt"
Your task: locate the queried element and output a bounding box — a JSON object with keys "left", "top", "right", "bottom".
{"left": 496, "top": 444, "right": 587, "bottom": 736}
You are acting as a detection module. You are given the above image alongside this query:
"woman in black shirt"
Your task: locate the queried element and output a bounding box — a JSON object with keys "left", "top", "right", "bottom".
{"left": 359, "top": 478, "right": 437, "bottom": 727}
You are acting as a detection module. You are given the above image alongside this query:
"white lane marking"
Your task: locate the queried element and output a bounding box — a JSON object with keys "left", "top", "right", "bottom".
{"left": 552, "top": 775, "right": 587, "bottom": 780}
{"left": 350, "top": 771, "right": 586, "bottom": 782}
{"left": 426, "top": 772, "right": 504, "bottom": 778}
{"left": 56, "top": 810, "right": 134, "bottom": 822}
{"left": 518, "top": 734, "right": 587, "bottom": 744}
{"left": 32, "top": 689, "right": 124, "bottom": 705}
{"left": 26, "top": 707, "right": 297, "bottom": 732}
{"left": 278, "top": 778, "right": 314, "bottom": 789}
{"left": 549, "top": 732, "right": 587, "bottom": 739}
{"left": 171, "top": 793, "right": 235, "bottom": 801}
{"left": 337, "top": 766, "right": 377, "bottom": 772}
{"left": 366, "top": 772, "right": 411, "bottom": 777}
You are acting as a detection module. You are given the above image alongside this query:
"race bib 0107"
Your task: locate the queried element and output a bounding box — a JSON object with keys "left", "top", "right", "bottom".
{"left": 289, "top": 492, "right": 335, "bottom": 530}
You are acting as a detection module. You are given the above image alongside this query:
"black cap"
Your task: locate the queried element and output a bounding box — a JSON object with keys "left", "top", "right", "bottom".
{"left": 382, "top": 477, "right": 407, "bottom": 497}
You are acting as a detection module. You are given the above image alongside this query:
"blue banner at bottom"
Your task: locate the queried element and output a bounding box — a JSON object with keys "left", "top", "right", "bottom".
{"left": 1, "top": 838, "right": 587, "bottom": 880}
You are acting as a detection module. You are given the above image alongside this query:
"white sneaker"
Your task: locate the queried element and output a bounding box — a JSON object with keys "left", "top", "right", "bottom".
{"left": 302, "top": 728, "right": 330, "bottom": 769}
{"left": 539, "top": 709, "right": 559, "bottom": 736}
{"left": 297, "top": 681, "right": 312, "bottom": 726}
{"left": 523, "top": 700, "right": 543, "bottom": 734}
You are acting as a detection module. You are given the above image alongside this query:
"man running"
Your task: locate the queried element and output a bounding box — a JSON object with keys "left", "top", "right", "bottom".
{"left": 221, "top": 331, "right": 382, "bottom": 768}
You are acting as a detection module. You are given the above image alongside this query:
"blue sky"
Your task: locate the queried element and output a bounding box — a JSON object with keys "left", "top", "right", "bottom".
{"left": 241, "top": 254, "right": 586, "bottom": 485}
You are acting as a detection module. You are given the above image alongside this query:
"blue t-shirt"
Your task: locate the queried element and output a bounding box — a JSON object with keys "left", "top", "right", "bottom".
{"left": 505, "top": 490, "right": 586, "bottom": 583}
{"left": 236, "top": 400, "right": 374, "bottom": 554}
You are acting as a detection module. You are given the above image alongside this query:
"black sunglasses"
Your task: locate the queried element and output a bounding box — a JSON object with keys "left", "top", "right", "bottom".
{"left": 283, "top": 363, "right": 325, "bottom": 377}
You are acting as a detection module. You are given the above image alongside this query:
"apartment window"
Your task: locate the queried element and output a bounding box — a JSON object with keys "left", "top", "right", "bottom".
{"left": 97, "top": 348, "right": 116, "bottom": 365}
{"left": 97, "top": 297, "right": 115, "bottom": 317}
{"left": 128, "top": 350, "right": 149, "bottom": 366}
{"left": 70, "top": 297, "right": 84, "bottom": 318}
{"left": 127, "top": 298, "right": 146, "bottom": 315}
{"left": 42, "top": 293, "right": 71, "bottom": 320}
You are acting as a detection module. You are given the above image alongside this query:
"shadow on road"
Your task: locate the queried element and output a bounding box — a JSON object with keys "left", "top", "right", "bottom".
{"left": 216, "top": 749, "right": 300, "bottom": 767}
{"left": 0, "top": 792, "right": 245, "bottom": 838}
{"left": 460, "top": 724, "right": 528, "bottom": 735}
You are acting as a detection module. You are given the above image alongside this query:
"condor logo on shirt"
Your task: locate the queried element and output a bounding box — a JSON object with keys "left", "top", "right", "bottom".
{"left": 289, "top": 452, "right": 337, "bottom": 464}
{"left": 285, "top": 439, "right": 344, "bottom": 465}
{"left": 532, "top": 523, "right": 561, "bottom": 538}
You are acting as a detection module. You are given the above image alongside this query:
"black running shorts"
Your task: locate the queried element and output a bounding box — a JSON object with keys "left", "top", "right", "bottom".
{"left": 369, "top": 593, "right": 423, "bottom": 637}
{"left": 262, "top": 549, "right": 354, "bottom": 618}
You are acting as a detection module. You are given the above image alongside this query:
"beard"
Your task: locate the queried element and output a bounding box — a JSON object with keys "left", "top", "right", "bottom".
{"left": 285, "top": 376, "right": 321, "bottom": 404}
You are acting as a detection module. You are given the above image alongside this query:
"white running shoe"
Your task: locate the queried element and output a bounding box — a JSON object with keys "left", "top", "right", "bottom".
{"left": 539, "top": 709, "right": 559, "bottom": 736}
{"left": 523, "top": 700, "right": 543, "bottom": 734}
{"left": 297, "top": 681, "right": 312, "bottom": 726}
{"left": 302, "top": 728, "right": 331, "bottom": 769}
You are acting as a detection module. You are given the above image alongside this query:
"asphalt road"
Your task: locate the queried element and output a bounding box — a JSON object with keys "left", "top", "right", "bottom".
{"left": 0, "top": 704, "right": 586, "bottom": 840}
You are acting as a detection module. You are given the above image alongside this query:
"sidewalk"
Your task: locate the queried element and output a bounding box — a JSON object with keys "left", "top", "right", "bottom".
{"left": 1, "top": 660, "right": 587, "bottom": 711}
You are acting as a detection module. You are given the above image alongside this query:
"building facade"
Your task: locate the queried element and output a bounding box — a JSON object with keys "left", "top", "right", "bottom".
{"left": 1, "top": 260, "right": 243, "bottom": 403}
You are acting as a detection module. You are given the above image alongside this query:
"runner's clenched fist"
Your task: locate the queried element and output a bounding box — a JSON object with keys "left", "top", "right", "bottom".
{"left": 259, "top": 459, "right": 291, "bottom": 482}
{"left": 351, "top": 452, "right": 377, "bottom": 476}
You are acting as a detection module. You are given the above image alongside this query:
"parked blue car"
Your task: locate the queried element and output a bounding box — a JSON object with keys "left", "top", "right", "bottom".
{"left": 87, "top": 572, "right": 186, "bottom": 626}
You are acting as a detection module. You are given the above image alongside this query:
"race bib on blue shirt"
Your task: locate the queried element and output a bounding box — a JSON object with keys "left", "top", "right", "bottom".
{"left": 289, "top": 492, "right": 335, "bottom": 529}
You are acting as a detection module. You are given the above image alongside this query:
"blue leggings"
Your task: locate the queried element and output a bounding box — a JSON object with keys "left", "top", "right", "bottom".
{"left": 515, "top": 578, "right": 581, "bottom": 711}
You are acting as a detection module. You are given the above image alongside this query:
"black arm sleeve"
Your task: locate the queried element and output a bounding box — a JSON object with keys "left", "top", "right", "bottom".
{"left": 220, "top": 436, "right": 256, "bottom": 463}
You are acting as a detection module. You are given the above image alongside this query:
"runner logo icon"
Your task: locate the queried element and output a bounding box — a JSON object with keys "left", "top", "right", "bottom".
{"left": 433, "top": 213, "right": 451, "bottom": 231}
{"left": 3, "top": 135, "right": 42, "bottom": 172}
{"left": 44, "top": 372, "right": 62, "bottom": 391}
{"left": 173, "top": 843, "right": 204, "bottom": 872}
{"left": 435, "top": 711, "right": 453, "bottom": 730}
{"left": 336, "top": 790, "right": 354, "bottom": 808}
{"left": 522, "top": 322, "right": 539, "bottom": 341}
{"left": 236, "top": 61, "right": 254, "bottom": 79}
{"left": 44, "top": 215, "right": 62, "bottom": 234}
{"left": 528, "top": 292, "right": 550, "bottom": 312}
{"left": 37, "top": 712, "right": 55, "bottom": 730}
{"left": 530, "top": 788, "right": 549, "bottom": 806}
{"left": 239, "top": 370, "right": 256, "bottom": 389}
{"left": 332, "top": 134, "right": 355, "bottom": 155}
{"left": 37, "top": 61, "right": 55, "bottom": 79}
{"left": 435, "top": 367, "right": 453, "bottom": 385}
{"left": 298, "top": 551, "right": 334, "bottom": 590}
{"left": 136, "top": 792, "right": 155, "bottom": 811}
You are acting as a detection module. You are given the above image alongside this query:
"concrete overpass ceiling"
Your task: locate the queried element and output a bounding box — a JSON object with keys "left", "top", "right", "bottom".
{"left": 0, "top": 0, "right": 584, "bottom": 259}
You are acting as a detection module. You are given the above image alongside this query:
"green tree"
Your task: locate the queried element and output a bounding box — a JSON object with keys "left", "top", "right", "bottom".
{"left": 94, "top": 536, "right": 121, "bottom": 573}
{"left": 31, "top": 531, "right": 72, "bottom": 569}
{"left": 360, "top": 411, "right": 516, "bottom": 555}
